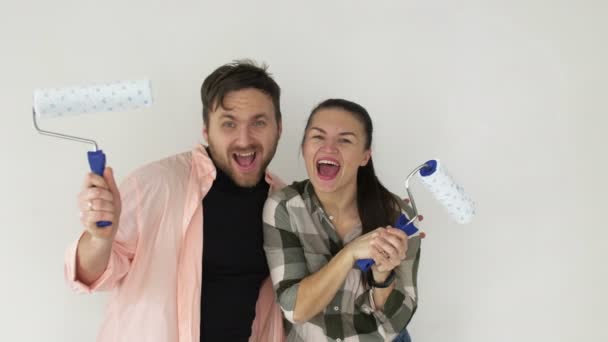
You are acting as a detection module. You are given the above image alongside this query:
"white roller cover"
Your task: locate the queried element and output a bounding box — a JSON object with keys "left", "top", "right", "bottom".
{"left": 417, "top": 159, "right": 476, "bottom": 224}
{"left": 34, "top": 80, "right": 152, "bottom": 118}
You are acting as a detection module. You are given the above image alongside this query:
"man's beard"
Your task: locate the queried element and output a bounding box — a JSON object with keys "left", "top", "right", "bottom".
{"left": 207, "top": 142, "right": 277, "bottom": 188}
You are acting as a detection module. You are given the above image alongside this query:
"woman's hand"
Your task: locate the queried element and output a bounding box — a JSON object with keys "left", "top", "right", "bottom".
{"left": 344, "top": 228, "right": 386, "bottom": 262}
{"left": 370, "top": 227, "right": 408, "bottom": 275}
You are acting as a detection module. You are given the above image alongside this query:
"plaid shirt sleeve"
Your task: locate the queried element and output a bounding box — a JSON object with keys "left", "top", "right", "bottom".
{"left": 263, "top": 188, "right": 310, "bottom": 324}
{"left": 355, "top": 198, "right": 422, "bottom": 332}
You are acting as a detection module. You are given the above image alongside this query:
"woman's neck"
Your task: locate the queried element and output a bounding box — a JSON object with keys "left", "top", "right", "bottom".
{"left": 315, "top": 181, "right": 359, "bottom": 225}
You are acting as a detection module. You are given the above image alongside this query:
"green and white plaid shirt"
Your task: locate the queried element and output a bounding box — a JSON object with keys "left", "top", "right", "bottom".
{"left": 263, "top": 180, "right": 421, "bottom": 342}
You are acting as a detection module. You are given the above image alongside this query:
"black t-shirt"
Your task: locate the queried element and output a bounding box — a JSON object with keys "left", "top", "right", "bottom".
{"left": 200, "top": 165, "right": 270, "bottom": 342}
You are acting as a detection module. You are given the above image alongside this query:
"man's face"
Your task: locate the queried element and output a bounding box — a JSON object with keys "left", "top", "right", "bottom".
{"left": 203, "top": 88, "right": 281, "bottom": 187}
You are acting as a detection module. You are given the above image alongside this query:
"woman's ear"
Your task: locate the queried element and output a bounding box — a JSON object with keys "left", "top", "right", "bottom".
{"left": 360, "top": 149, "right": 371, "bottom": 166}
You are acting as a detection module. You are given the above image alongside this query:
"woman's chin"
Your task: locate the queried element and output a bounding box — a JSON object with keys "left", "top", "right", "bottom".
{"left": 311, "top": 174, "right": 340, "bottom": 193}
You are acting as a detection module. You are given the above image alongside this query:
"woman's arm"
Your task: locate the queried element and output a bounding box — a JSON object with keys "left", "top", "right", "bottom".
{"left": 263, "top": 193, "right": 380, "bottom": 323}
{"left": 292, "top": 248, "right": 354, "bottom": 322}
{"left": 355, "top": 200, "right": 423, "bottom": 334}
{"left": 368, "top": 227, "right": 409, "bottom": 309}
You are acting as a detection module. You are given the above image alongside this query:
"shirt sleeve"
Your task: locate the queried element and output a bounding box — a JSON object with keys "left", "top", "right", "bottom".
{"left": 64, "top": 174, "right": 141, "bottom": 293}
{"left": 262, "top": 193, "right": 310, "bottom": 324}
{"left": 354, "top": 197, "right": 422, "bottom": 334}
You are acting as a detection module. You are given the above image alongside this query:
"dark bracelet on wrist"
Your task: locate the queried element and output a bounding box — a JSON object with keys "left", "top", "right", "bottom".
{"left": 367, "top": 269, "right": 396, "bottom": 288}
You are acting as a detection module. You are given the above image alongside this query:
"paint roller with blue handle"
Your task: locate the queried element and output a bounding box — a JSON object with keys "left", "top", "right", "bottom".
{"left": 32, "top": 80, "right": 153, "bottom": 227}
{"left": 356, "top": 159, "right": 476, "bottom": 271}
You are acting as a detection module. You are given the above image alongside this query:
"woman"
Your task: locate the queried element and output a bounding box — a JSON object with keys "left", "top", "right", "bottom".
{"left": 263, "top": 99, "right": 421, "bottom": 341}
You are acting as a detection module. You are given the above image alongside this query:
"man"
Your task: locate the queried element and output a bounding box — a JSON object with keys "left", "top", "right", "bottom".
{"left": 65, "top": 60, "right": 285, "bottom": 342}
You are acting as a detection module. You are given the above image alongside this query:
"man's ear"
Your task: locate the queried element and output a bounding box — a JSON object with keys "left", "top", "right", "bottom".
{"left": 202, "top": 126, "right": 208, "bottom": 144}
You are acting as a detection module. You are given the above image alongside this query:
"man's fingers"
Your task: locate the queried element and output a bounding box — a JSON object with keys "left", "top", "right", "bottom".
{"left": 80, "top": 212, "right": 114, "bottom": 236}
{"left": 78, "top": 169, "right": 120, "bottom": 240}
{"left": 104, "top": 167, "right": 120, "bottom": 199}
{"left": 79, "top": 199, "right": 115, "bottom": 213}
{"left": 81, "top": 187, "right": 114, "bottom": 202}
{"left": 83, "top": 211, "right": 115, "bottom": 226}
{"left": 82, "top": 172, "right": 110, "bottom": 190}
{"left": 84, "top": 225, "right": 115, "bottom": 240}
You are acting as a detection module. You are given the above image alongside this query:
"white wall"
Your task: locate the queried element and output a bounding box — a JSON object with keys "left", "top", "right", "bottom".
{"left": 1, "top": 1, "right": 606, "bottom": 341}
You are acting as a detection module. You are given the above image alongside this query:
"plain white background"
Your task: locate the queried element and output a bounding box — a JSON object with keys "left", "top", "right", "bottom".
{"left": 1, "top": 1, "right": 606, "bottom": 341}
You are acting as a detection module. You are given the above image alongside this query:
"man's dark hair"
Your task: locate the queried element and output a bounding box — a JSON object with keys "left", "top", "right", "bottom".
{"left": 200, "top": 59, "right": 281, "bottom": 125}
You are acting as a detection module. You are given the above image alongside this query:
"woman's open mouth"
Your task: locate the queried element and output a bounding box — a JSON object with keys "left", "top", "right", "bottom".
{"left": 316, "top": 157, "right": 341, "bottom": 181}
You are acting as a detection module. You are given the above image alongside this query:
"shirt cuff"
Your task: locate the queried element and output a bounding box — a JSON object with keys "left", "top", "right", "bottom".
{"left": 64, "top": 232, "right": 114, "bottom": 293}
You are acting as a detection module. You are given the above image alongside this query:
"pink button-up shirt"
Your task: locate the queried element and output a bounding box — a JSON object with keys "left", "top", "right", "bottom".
{"left": 64, "top": 144, "right": 285, "bottom": 342}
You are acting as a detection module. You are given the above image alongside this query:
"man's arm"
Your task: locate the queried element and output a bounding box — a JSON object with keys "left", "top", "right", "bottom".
{"left": 65, "top": 167, "right": 138, "bottom": 292}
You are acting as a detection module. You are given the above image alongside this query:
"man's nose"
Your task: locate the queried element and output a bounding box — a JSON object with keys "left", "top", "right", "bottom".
{"left": 234, "top": 125, "right": 254, "bottom": 147}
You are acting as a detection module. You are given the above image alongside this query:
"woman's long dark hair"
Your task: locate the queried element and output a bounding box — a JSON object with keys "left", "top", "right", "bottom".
{"left": 302, "top": 99, "right": 401, "bottom": 234}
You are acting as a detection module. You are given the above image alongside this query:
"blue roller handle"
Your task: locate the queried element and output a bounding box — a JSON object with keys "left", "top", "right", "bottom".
{"left": 355, "top": 213, "right": 418, "bottom": 271}
{"left": 87, "top": 150, "right": 112, "bottom": 228}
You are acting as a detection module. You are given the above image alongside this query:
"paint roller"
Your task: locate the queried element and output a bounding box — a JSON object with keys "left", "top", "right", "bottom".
{"left": 356, "top": 159, "right": 476, "bottom": 271}
{"left": 32, "top": 80, "right": 153, "bottom": 227}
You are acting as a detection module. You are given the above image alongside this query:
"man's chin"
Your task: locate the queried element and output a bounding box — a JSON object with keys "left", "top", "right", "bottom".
{"left": 230, "top": 170, "right": 265, "bottom": 188}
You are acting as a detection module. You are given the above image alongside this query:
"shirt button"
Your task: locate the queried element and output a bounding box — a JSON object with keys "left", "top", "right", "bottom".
{"left": 333, "top": 306, "right": 339, "bottom": 311}
{"left": 336, "top": 339, "right": 342, "bottom": 342}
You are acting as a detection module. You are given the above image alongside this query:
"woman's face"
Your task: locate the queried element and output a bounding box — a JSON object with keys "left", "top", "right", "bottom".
{"left": 302, "top": 108, "right": 371, "bottom": 195}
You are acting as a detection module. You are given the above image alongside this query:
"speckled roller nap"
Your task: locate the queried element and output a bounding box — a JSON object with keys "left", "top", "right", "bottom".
{"left": 418, "top": 159, "right": 475, "bottom": 224}
{"left": 34, "top": 80, "right": 152, "bottom": 118}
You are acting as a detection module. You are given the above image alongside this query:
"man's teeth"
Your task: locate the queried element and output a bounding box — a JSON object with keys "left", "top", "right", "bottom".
{"left": 236, "top": 152, "right": 255, "bottom": 157}
{"left": 318, "top": 160, "right": 339, "bottom": 166}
